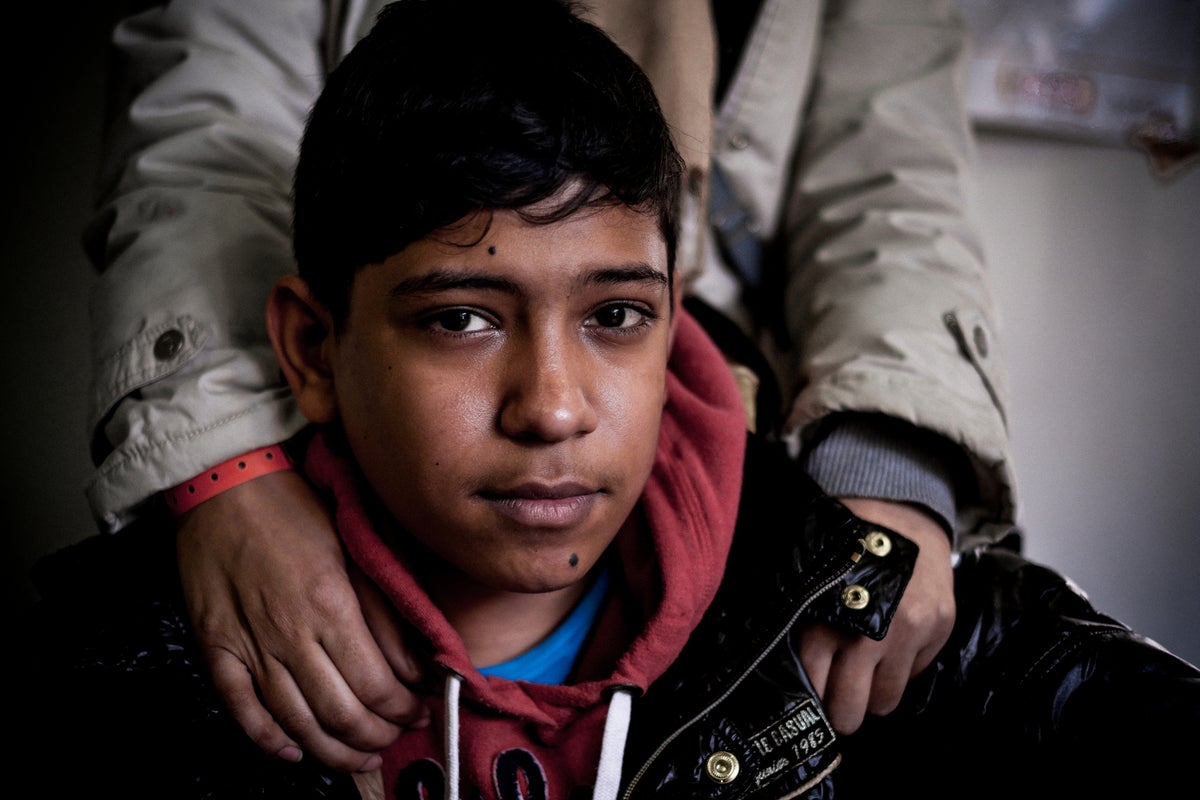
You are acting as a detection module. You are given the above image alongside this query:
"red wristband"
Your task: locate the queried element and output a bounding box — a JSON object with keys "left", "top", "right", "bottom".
{"left": 164, "top": 444, "right": 293, "bottom": 516}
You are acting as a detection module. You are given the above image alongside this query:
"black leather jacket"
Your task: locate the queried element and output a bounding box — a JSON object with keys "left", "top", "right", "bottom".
{"left": 15, "top": 433, "right": 1200, "bottom": 800}
{"left": 622, "top": 433, "right": 918, "bottom": 799}
{"left": 630, "top": 434, "right": 1200, "bottom": 799}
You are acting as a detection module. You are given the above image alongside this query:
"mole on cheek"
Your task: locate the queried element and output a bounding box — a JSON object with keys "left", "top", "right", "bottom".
{"left": 488, "top": 246, "right": 497, "bottom": 255}
{"left": 568, "top": 553, "right": 579, "bottom": 568}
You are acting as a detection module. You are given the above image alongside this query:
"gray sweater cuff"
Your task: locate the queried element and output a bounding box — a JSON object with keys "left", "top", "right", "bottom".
{"left": 801, "top": 415, "right": 959, "bottom": 540}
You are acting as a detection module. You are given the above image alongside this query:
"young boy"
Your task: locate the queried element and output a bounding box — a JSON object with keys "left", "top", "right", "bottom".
{"left": 266, "top": 1, "right": 1200, "bottom": 797}
{"left": 19, "top": 1, "right": 1200, "bottom": 798}
{"left": 266, "top": 2, "right": 849, "bottom": 796}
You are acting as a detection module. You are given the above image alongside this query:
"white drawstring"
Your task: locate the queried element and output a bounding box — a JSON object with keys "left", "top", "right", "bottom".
{"left": 440, "top": 675, "right": 633, "bottom": 800}
{"left": 444, "top": 673, "right": 463, "bottom": 800}
{"left": 592, "top": 688, "right": 633, "bottom": 800}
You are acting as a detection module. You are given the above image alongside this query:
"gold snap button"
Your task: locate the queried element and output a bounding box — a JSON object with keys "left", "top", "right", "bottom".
{"left": 841, "top": 584, "right": 870, "bottom": 610}
{"left": 705, "top": 751, "right": 740, "bottom": 784}
{"left": 864, "top": 530, "right": 892, "bottom": 557}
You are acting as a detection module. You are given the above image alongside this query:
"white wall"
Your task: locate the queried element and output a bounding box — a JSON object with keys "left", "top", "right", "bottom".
{"left": 971, "top": 130, "right": 1200, "bottom": 667}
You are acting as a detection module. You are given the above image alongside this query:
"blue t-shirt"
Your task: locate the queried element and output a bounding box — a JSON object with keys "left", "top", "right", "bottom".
{"left": 478, "top": 566, "right": 611, "bottom": 685}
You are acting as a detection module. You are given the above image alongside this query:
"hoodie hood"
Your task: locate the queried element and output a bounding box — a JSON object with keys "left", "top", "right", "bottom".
{"left": 303, "top": 308, "right": 747, "bottom": 799}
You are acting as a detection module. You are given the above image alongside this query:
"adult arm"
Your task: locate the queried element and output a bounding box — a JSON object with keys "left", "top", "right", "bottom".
{"left": 84, "top": 0, "right": 423, "bottom": 770}
{"left": 782, "top": 0, "right": 1015, "bottom": 733}
{"left": 783, "top": 0, "right": 1015, "bottom": 542}
{"left": 86, "top": 0, "right": 319, "bottom": 522}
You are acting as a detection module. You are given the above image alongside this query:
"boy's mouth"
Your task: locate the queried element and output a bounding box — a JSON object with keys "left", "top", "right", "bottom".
{"left": 479, "top": 482, "right": 601, "bottom": 528}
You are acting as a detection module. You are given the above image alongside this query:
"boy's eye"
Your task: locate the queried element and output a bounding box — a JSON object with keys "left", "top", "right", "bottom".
{"left": 589, "top": 303, "right": 650, "bottom": 330}
{"left": 429, "top": 309, "right": 492, "bottom": 333}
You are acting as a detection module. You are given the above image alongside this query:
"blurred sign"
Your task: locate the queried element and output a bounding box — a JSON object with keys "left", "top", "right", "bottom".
{"left": 957, "top": 0, "right": 1200, "bottom": 178}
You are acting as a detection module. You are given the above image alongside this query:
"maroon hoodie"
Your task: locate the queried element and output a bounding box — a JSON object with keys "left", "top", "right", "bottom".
{"left": 304, "top": 310, "right": 748, "bottom": 800}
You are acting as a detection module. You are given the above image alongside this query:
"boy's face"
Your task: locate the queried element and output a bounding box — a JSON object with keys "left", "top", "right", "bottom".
{"left": 322, "top": 201, "right": 673, "bottom": 595}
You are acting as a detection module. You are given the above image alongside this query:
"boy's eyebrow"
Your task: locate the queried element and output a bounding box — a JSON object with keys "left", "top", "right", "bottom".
{"left": 588, "top": 263, "right": 670, "bottom": 291}
{"left": 388, "top": 263, "right": 669, "bottom": 298}
{"left": 389, "top": 269, "right": 518, "bottom": 298}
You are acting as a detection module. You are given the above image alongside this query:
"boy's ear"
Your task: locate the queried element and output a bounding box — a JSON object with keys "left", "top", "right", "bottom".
{"left": 265, "top": 275, "right": 339, "bottom": 424}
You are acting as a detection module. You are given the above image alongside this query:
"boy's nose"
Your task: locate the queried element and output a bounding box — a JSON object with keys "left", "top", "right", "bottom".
{"left": 498, "top": 341, "right": 599, "bottom": 443}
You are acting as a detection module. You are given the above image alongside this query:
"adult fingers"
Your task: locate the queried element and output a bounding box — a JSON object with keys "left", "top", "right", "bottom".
{"left": 307, "top": 617, "right": 427, "bottom": 740}
{"left": 796, "top": 624, "right": 841, "bottom": 713}
{"left": 207, "top": 647, "right": 304, "bottom": 763}
{"left": 352, "top": 568, "right": 431, "bottom": 727}
{"left": 818, "top": 637, "right": 883, "bottom": 736}
{"left": 256, "top": 646, "right": 392, "bottom": 772}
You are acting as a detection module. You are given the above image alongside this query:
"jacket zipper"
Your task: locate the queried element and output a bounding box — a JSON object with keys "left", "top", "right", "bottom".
{"left": 620, "top": 552, "right": 861, "bottom": 799}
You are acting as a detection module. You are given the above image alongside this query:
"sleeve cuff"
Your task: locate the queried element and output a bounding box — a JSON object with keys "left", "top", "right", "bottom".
{"left": 801, "top": 414, "right": 961, "bottom": 540}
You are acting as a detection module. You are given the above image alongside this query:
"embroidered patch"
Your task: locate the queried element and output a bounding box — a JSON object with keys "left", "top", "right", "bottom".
{"left": 744, "top": 698, "right": 836, "bottom": 787}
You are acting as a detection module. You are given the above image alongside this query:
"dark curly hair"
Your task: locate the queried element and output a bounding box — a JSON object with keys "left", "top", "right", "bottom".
{"left": 293, "top": 0, "right": 685, "bottom": 322}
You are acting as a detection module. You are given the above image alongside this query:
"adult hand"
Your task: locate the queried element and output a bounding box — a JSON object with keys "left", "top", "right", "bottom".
{"left": 797, "top": 498, "right": 955, "bottom": 735}
{"left": 176, "top": 468, "right": 430, "bottom": 772}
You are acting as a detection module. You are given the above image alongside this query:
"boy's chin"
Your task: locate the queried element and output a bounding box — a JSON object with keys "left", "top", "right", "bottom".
{"left": 481, "top": 552, "right": 605, "bottom": 595}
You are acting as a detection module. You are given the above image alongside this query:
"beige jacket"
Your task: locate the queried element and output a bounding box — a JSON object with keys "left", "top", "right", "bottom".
{"left": 85, "top": 0, "right": 1014, "bottom": 546}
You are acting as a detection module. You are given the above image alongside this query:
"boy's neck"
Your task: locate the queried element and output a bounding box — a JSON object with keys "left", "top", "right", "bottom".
{"left": 426, "top": 571, "right": 595, "bottom": 669}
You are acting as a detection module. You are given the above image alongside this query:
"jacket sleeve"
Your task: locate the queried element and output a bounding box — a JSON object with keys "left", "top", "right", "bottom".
{"left": 781, "top": 0, "right": 1016, "bottom": 548}
{"left": 83, "top": 0, "right": 328, "bottom": 531}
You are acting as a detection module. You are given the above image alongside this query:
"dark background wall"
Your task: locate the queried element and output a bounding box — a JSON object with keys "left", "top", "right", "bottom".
{"left": 3, "top": 3, "right": 125, "bottom": 632}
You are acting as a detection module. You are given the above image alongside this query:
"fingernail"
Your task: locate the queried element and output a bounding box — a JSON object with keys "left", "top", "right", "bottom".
{"left": 277, "top": 746, "right": 303, "bottom": 763}
{"left": 359, "top": 754, "right": 383, "bottom": 772}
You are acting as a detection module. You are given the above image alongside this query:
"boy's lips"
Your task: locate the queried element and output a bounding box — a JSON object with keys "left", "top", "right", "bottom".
{"left": 479, "top": 482, "right": 601, "bottom": 528}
